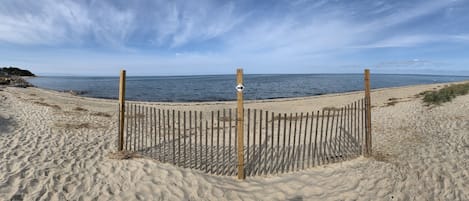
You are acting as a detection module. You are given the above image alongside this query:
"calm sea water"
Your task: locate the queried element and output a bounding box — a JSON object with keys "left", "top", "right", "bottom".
{"left": 27, "top": 74, "right": 469, "bottom": 102}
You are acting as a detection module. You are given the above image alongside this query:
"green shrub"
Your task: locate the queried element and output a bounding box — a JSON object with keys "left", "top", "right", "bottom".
{"left": 423, "top": 82, "right": 469, "bottom": 105}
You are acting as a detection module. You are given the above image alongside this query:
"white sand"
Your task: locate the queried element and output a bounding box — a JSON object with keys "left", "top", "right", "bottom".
{"left": 0, "top": 82, "right": 468, "bottom": 201}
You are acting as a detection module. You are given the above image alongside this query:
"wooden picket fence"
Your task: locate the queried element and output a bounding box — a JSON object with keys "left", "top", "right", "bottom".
{"left": 117, "top": 69, "right": 372, "bottom": 179}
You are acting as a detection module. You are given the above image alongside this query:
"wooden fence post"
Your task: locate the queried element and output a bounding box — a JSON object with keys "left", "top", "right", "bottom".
{"left": 236, "top": 68, "right": 245, "bottom": 180}
{"left": 364, "top": 69, "right": 372, "bottom": 157}
{"left": 119, "top": 70, "right": 126, "bottom": 151}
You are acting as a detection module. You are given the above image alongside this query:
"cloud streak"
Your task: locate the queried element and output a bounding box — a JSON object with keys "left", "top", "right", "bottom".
{"left": 0, "top": 0, "right": 468, "bottom": 75}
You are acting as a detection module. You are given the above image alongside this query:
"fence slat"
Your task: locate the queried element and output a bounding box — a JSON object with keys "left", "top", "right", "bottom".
{"left": 205, "top": 120, "right": 209, "bottom": 172}
{"left": 286, "top": 113, "right": 292, "bottom": 172}
{"left": 171, "top": 110, "right": 175, "bottom": 165}
{"left": 141, "top": 105, "right": 144, "bottom": 152}
{"left": 276, "top": 113, "right": 281, "bottom": 173}
{"left": 137, "top": 105, "right": 143, "bottom": 151}
{"left": 353, "top": 101, "right": 361, "bottom": 155}
{"left": 234, "top": 110, "right": 237, "bottom": 174}
{"left": 124, "top": 104, "right": 130, "bottom": 151}
{"left": 139, "top": 105, "right": 143, "bottom": 151}
{"left": 189, "top": 111, "right": 192, "bottom": 168}
{"left": 347, "top": 103, "right": 353, "bottom": 157}
{"left": 210, "top": 111, "right": 214, "bottom": 174}
{"left": 124, "top": 104, "right": 129, "bottom": 150}
{"left": 353, "top": 101, "right": 357, "bottom": 155}
{"left": 222, "top": 109, "right": 226, "bottom": 175}
{"left": 199, "top": 112, "right": 203, "bottom": 170}
{"left": 348, "top": 104, "right": 354, "bottom": 158}
{"left": 270, "top": 112, "right": 274, "bottom": 174}
{"left": 331, "top": 109, "right": 337, "bottom": 162}
{"left": 252, "top": 109, "right": 257, "bottom": 176}
{"left": 163, "top": 110, "right": 167, "bottom": 163}
{"left": 344, "top": 104, "right": 349, "bottom": 158}
{"left": 150, "top": 107, "right": 153, "bottom": 156}
{"left": 184, "top": 111, "right": 188, "bottom": 167}
{"left": 324, "top": 109, "right": 331, "bottom": 164}
{"left": 332, "top": 108, "right": 339, "bottom": 162}
{"left": 228, "top": 109, "right": 232, "bottom": 175}
{"left": 216, "top": 110, "right": 220, "bottom": 175}
{"left": 358, "top": 100, "right": 362, "bottom": 155}
{"left": 307, "top": 111, "right": 314, "bottom": 168}
{"left": 338, "top": 107, "right": 344, "bottom": 161}
{"left": 296, "top": 113, "right": 303, "bottom": 170}
{"left": 145, "top": 106, "right": 148, "bottom": 152}
{"left": 319, "top": 110, "right": 326, "bottom": 165}
{"left": 125, "top": 104, "right": 130, "bottom": 151}
{"left": 193, "top": 111, "right": 196, "bottom": 169}
{"left": 302, "top": 112, "right": 309, "bottom": 170}
{"left": 282, "top": 113, "right": 287, "bottom": 173}
{"left": 152, "top": 107, "right": 156, "bottom": 157}
{"left": 263, "top": 111, "right": 268, "bottom": 175}
{"left": 130, "top": 105, "right": 137, "bottom": 151}
{"left": 257, "top": 110, "right": 262, "bottom": 175}
{"left": 362, "top": 98, "right": 366, "bottom": 155}
{"left": 292, "top": 113, "right": 298, "bottom": 171}
{"left": 135, "top": 105, "right": 139, "bottom": 151}
{"left": 247, "top": 108, "right": 251, "bottom": 175}
{"left": 350, "top": 103, "right": 355, "bottom": 156}
{"left": 177, "top": 111, "right": 181, "bottom": 166}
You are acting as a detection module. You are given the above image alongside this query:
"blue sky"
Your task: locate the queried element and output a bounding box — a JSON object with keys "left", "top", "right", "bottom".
{"left": 1, "top": 0, "right": 469, "bottom": 76}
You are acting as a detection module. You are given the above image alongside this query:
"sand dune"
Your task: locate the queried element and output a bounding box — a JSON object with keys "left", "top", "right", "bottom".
{"left": 0, "top": 82, "right": 468, "bottom": 200}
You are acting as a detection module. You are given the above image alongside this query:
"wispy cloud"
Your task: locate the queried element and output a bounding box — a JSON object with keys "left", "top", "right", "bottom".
{"left": 0, "top": 0, "right": 469, "bottom": 75}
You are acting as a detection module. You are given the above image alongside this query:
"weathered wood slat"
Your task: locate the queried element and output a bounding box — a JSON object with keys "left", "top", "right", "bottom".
{"left": 297, "top": 112, "right": 303, "bottom": 170}
{"left": 270, "top": 112, "right": 274, "bottom": 174}
{"left": 263, "top": 111, "right": 268, "bottom": 175}
{"left": 149, "top": 106, "right": 153, "bottom": 156}
{"left": 252, "top": 109, "right": 257, "bottom": 176}
{"left": 222, "top": 109, "right": 226, "bottom": 175}
{"left": 302, "top": 112, "right": 309, "bottom": 170}
{"left": 287, "top": 113, "right": 292, "bottom": 172}
{"left": 188, "top": 111, "right": 192, "bottom": 168}
{"left": 319, "top": 110, "right": 325, "bottom": 165}
{"left": 307, "top": 111, "right": 314, "bottom": 168}
{"left": 205, "top": 120, "right": 209, "bottom": 172}
{"left": 228, "top": 109, "right": 232, "bottom": 175}
{"left": 333, "top": 108, "right": 340, "bottom": 162}
{"left": 328, "top": 109, "right": 336, "bottom": 162}
{"left": 292, "top": 113, "right": 299, "bottom": 171}
{"left": 276, "top": 113, "right": 281, "bottom": 173}
{"left": 211, "top": 111, "right": 214, "bottom": 174}
{"left": 247, "top": 108, "right": 251, "bottom": 175}
{"left": 199, "top": 112, "right": 203, "bottom": 170}
{"left": 324, "top": 109, "right": 330, "bottom": 164}
{"left": 217, "top": 110, "right": 220, "bottom": 175}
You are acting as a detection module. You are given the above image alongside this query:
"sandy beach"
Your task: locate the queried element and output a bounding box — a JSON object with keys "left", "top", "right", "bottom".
{"left": 1, "top": 82, "right": 468, "bottom": 201}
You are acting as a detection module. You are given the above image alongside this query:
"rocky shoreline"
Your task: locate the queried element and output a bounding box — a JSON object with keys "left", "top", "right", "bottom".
{"left": 0, "top": 76, "right": 34, "bottom": 88}
{"left": 0, "top": 67, "right": 35, "bottom": 88}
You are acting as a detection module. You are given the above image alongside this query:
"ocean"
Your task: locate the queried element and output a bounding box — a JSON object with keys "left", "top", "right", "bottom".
{"left": 27, "top": 74, "right": 469, "bottom": 102}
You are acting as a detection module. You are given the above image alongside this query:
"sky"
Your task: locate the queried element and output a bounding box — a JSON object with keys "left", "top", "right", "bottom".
{"left": 1, "top": 0, "right": 469, "bottom": 76}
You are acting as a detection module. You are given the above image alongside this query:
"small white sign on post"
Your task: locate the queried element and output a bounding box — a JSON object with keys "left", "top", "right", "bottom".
{"left": 236, "top": 84, "right": 244, "bottom": 92}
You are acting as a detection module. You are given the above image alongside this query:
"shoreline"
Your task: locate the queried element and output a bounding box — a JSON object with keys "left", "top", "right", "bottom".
{"left": 25, "top": 79, "right": 469, "bottom": 105}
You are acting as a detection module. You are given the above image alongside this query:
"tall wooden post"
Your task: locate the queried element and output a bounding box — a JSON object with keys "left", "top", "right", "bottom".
{"left": 236, "top": 68, "right": 245, "bottom": 180}
{"left": 364, "top": 69, "right": 372, "bottom": 157}
{"left": 119, "top": 70, "right": 126, "bottom": 151}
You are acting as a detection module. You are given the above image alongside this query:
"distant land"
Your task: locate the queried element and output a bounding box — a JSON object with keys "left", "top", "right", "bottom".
{"left": 0, "top": 67, "right": 35, "bottom": 77}
{"left": 0, "top": 67, "right": 35, "bottom": 87}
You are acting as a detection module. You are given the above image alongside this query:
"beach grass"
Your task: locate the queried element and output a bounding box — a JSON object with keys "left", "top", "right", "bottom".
{"left": 422, "top": 82, "right": 469, "bottom": 105}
